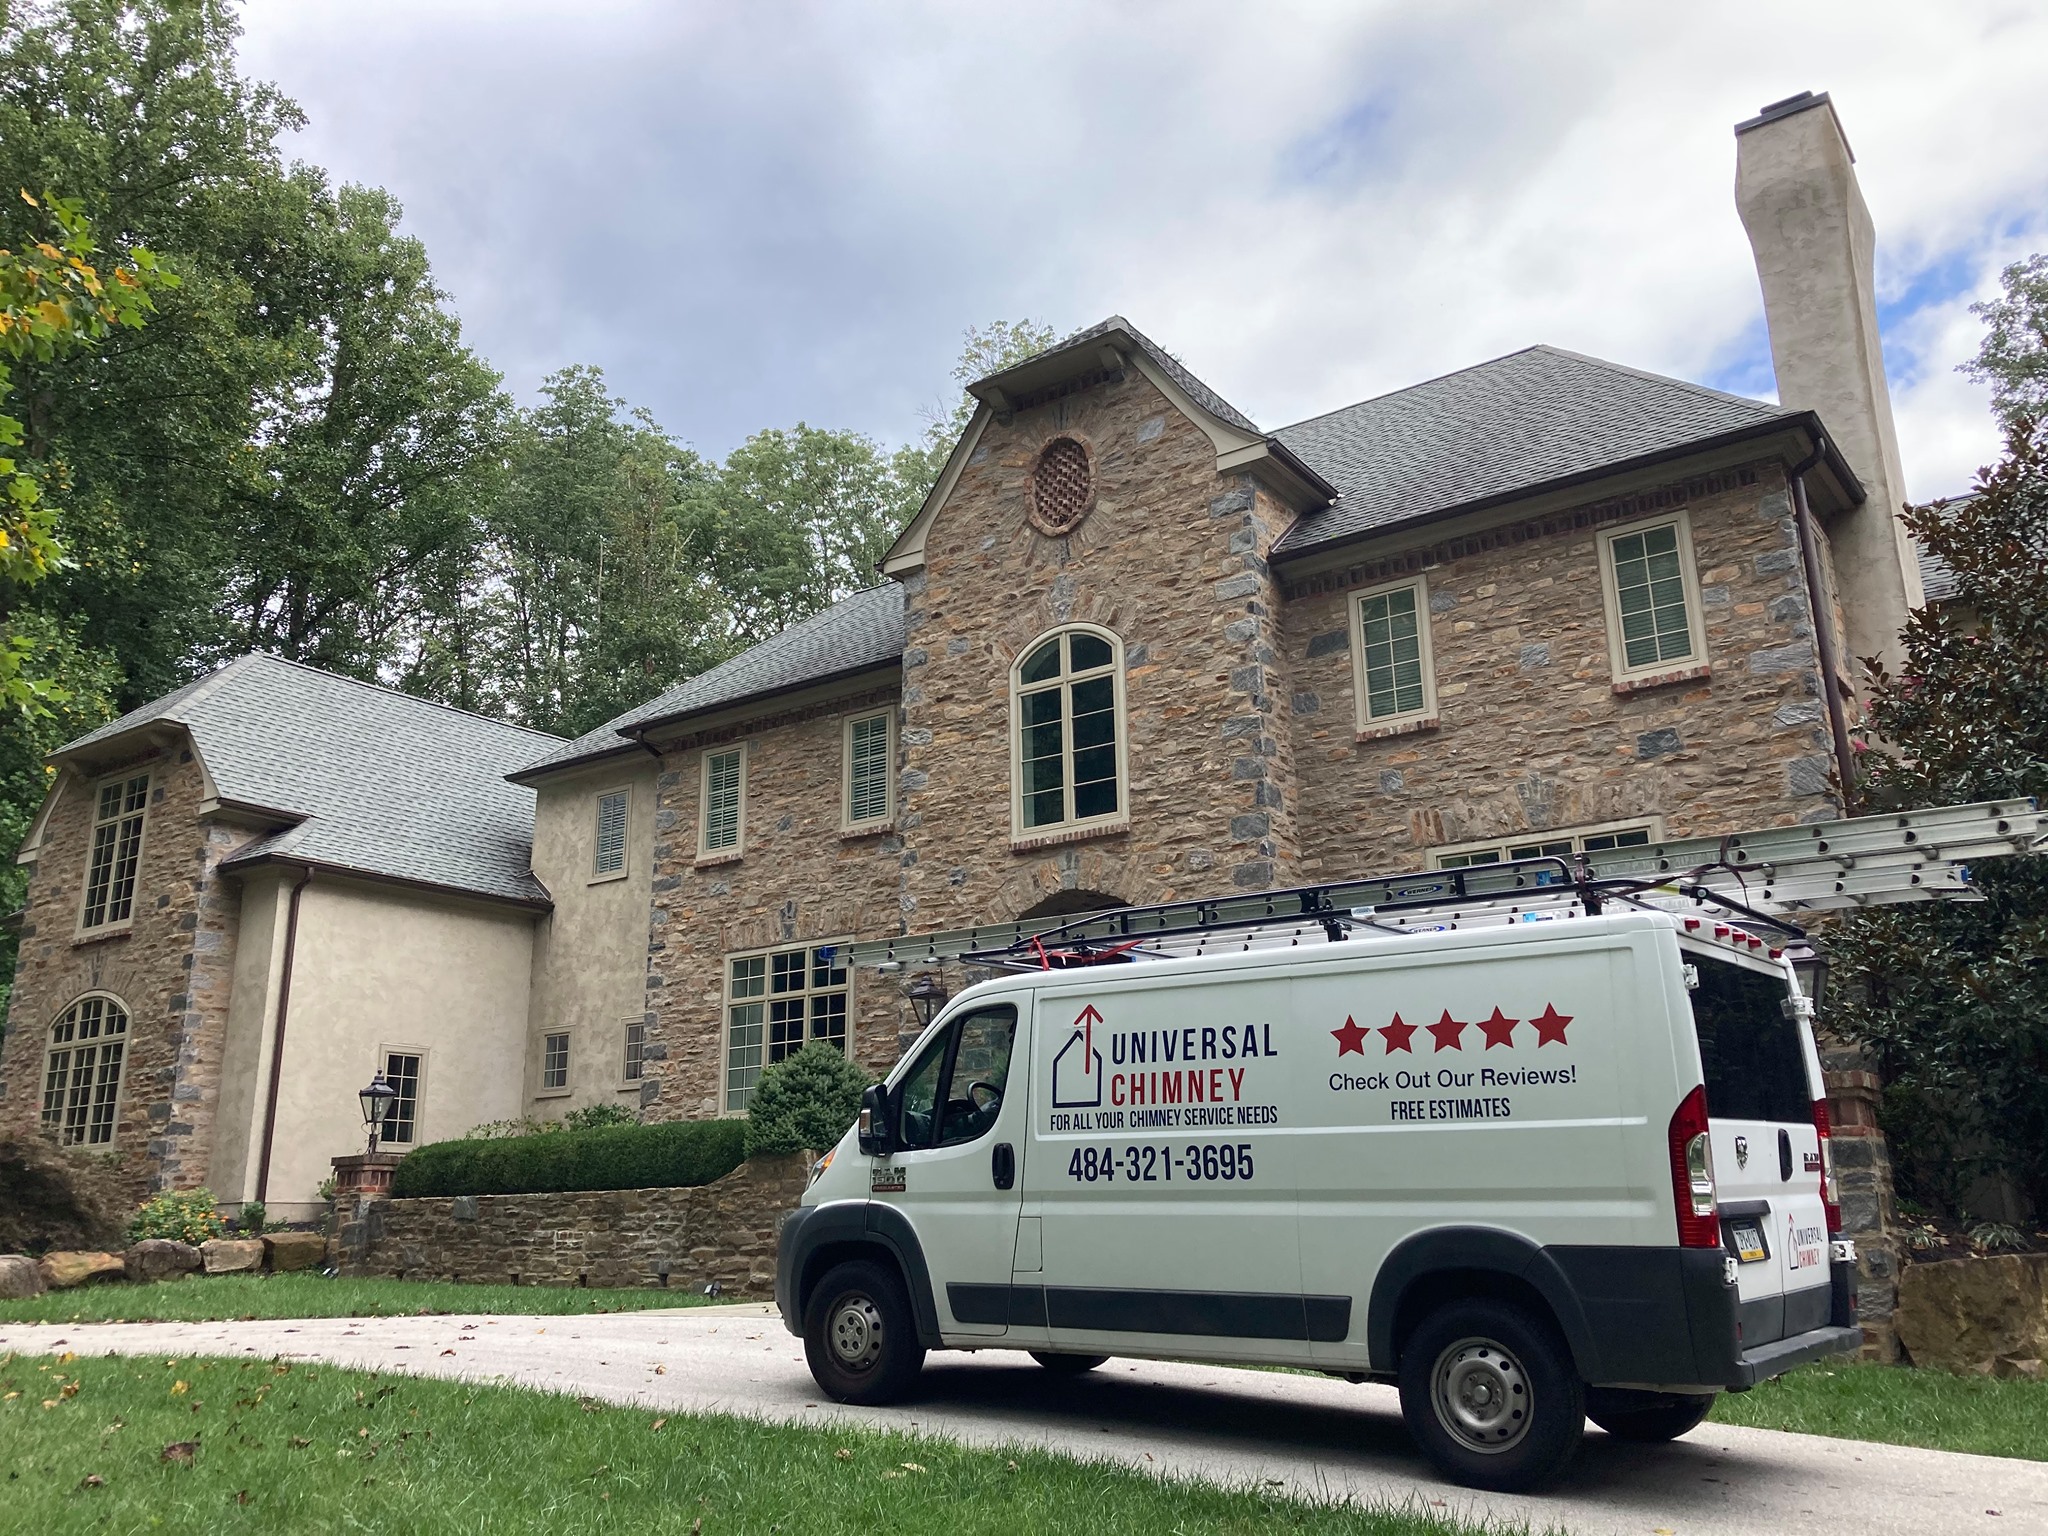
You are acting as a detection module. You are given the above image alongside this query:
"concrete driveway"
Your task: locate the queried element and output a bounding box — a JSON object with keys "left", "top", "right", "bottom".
{"left": 5, "top": 1304, "right": 2042, "bottom": 1536}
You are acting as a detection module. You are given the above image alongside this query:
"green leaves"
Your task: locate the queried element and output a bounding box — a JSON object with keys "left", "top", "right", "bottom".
{"left": 743, "top": 1041, "right": 873, "bottom": 1158}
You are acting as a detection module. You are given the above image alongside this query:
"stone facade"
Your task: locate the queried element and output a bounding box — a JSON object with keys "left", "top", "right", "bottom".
{"left": 337, "top": 1153, "right": 810, "bottom": 1293}
{"left": 0, "top": 741, "right": 256, "bottom": 1211}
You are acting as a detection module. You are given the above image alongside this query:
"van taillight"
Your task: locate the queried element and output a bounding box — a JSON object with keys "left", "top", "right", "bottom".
{"left": 1813, "top": 1097, "right": 1843, "bottom": 1234}
{"left": 1668, "top": 1085, "right": 1720, "bottom": 1248}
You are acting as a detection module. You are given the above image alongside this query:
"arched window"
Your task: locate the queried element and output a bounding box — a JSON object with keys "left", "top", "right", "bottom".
{"left": 1012, "top": 626, "right": 1126, "bottom": 836}
{"left": 41, "top": 994, "right": 130, "bottom": 1147}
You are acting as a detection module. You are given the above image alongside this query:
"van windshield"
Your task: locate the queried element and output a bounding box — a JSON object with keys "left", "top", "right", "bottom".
{"left": 1688, "top": 953, "right": 1811, "bottom": 1124}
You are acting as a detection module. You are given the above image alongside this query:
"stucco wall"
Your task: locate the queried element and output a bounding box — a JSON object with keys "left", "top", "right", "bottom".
{"left": 245, "top": 876, "right": 536, "bottom": 1217}
{"left": 206, "top": 865, "right": 292, "bottom": 1205}
{"left": 524, "top": 758, "right": 660, "bottom": 1114}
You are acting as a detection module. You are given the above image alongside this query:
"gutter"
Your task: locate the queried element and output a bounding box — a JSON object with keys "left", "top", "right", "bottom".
{"left": 254, "top": 866, "right": 314, "bottom": 1205}
{"left": 1788, "top": 433, "right": 1861, "bottom": 813}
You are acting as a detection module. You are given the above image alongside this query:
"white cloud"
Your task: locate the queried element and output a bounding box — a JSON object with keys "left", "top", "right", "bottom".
{"left": 236, "top": 0, "right": 2048, "bottom": 497}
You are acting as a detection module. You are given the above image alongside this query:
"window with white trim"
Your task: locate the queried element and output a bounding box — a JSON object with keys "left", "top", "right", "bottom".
{"left": 843, "top": 711, "right": 892, "bottom": 828}
{"left": 1012, "top": 627, "right": 1124, "bottom": 834}
{"left": 41, "top": 994, "right": 129, "bottom": 1147}
{"left": 724, "top": 944, "right": 849, "bottom": 1111}
{"left": 699, "top": 747, "right": 745, "bottom": 856}
{"left": 541, "top": 1032, "right": 571, "bottom": 1092}
{"left": 1597, "top": 513, "right": 1708, "bottom": 682}
{"left": 380, "top": 1050, "right": 422, "bottom": 1145}
{"left": 1432, "top": 824, "right": 1657, "bottom": 871}
{"left": 622, "top": 1021, "right": 646, "bottom": 1084}
{"left": 82, "top": 773, "right": 149, "bottom": 929}
{"left": 593, "top": 789, "right": 629, "bottom": 876}
{"left": 1349, "top": 576, "right": 1436, "bottom": 728}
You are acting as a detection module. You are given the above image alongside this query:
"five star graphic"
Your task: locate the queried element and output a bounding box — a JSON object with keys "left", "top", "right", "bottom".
{"left": 1427, "top": 1010, "right": 1468, "bottom": 1052}
{"left": 1379, "top": 1013, "right": 1417, "bottom": 1053}
{"left": 1331, "top": 1015, "right": 1370, "bottom": 1056}
{"left": 1530, "top": 1003, "right": 1572, "bottom": 1046}
{"left": 1478, "top": 1007, "right": 1519, "bottom": 1049}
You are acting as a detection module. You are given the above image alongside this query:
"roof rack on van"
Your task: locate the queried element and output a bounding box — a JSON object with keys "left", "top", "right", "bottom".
{"left": 848, "top": 799, "right": 2040, "bottom": 974}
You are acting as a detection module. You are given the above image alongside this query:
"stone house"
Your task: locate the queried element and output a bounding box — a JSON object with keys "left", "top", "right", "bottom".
{"left": 2, "top": 90, "right": 1925, "bottom": 1223}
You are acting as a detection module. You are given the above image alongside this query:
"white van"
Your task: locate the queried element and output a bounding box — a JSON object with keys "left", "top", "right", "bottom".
{"left": 776, "top": 908, "right": 1860, "bottom": 1491}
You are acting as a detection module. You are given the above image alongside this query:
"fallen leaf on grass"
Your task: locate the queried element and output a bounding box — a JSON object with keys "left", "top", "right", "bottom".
{"left": 440, "top": 1349, "right": 456, "bottom": 1357}
{"left": 1006, "top": 1460, "right": 1018, "bottom": 1472}
{"left": 881, "top": 1470, "right": 902, "bottom": 1480}
{"left": 78, "top": 1475, "right": 104, "bottom": 1490}
{"left": 289, "top": 1437, "right": 311, "bottom": 1449}
{"left": 651, "top": 1418, "right": 668, "bottom": 1432}
{"left": 900, "top": 1462, "right": 926, "bottom": 1473}
{"left": 834, "top": 1448, "right": 851, "bottom": 1461}
{"left": 578, "top": 1397, "right": 602, "bottom": 1413}
{"left": 170, "top": 1381, "right": 188, "bottom": 1396}
{"left": 236, "top": 1491, "right": 251, "bottom": 1506}
{"left": 161, "top": 1441, "right": 198, "bottom": 1465}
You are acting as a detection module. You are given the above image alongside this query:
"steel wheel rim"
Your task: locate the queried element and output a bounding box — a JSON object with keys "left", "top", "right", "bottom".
{"left": 1430, "top": 1335, "right": 1531, "bottom": 1454}
{"left": 828, "top": 1292, "right": 885, "bottom": 1371}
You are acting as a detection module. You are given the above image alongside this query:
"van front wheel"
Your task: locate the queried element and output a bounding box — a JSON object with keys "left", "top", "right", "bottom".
{"left": 1586, "top": 1388, "right": 1714, "bottom": 1442}
{"left": 803, "top": 1260, "right": 926, "bottom": 1405}
{"left": 1398, "top": 1299, "right": 1584, "bottom": 1492}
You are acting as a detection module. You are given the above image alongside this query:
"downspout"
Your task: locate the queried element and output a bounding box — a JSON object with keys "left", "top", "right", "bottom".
{"left": 254, "top": 866, "right": 314, "bottom": 1204}
{"left": 1788, "top": 436, "right": 1860, "bottom": 813}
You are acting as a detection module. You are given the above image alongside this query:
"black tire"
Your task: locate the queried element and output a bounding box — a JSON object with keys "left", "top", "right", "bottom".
{"left": 1586, "top": 1387, "right": 1715, "bottom": 1442}
{"left": 1029, "top": 1351, "right": 1108, "bottom": 1376}
{"left": 802, "top": 1259, "right": 926, "bottom": 1405}
{"left": 1397, "top": 1298, "right": 1585, "bottom": 1492}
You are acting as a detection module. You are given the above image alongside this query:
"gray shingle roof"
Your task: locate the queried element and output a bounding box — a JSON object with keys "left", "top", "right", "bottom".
{"left": 1272, "top": 346, "right": 1792, "bottom": 556}
{"left": 58, "top": 654, "right": 560, "bottom": 905}
{"left": 1912, "top": 494, "right": 1973, "bottom": 605}
{"left": 512, "top": 582, "right": 907, "bottom": 781}
{"left": 1054, "top": 316, "right": 1261, "bottom": 434}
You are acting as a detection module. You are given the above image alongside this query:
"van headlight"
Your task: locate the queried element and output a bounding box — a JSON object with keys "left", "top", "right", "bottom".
{"left": 807, "top": 1149, "right": 834, "bottom": 1188}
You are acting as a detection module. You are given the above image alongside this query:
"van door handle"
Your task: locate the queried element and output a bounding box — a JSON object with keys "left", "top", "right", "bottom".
{"left": 992, "top": 1143, "right": 1015, "bottom": 1190}
{"left": 1778, "top": 1128, "right": 1794, "bottom": 1181}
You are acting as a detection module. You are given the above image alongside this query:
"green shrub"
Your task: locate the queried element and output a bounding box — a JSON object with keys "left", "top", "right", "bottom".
{"left": 563, "top": 1103, "right": 637, "bottom": 1132}
{"left": 128, "top": 1188, "right": 228, "bottom": 1246}
{"left": 391, "top": 1118, "right": 746, "bottom": 1198}
{"left": 744, "top": 1043, "right": 871, "bottom": 1158}
{"left": 237, "top": 1201, "right": 267, "bottom": 1234}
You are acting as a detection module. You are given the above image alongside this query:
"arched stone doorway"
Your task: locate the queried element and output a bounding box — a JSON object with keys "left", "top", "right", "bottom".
{"left": 1015, "top": 888, "right": 1127, "bottom": 923}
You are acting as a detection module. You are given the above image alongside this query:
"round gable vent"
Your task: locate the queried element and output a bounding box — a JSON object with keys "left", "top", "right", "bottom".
{"left": 1028, "top": 436, "right": 1095, "bottom": 537}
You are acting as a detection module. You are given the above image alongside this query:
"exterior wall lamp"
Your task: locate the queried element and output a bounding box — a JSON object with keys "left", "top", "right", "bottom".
{"left": 906, "top": 973, "right": 949, "bottom": 1031}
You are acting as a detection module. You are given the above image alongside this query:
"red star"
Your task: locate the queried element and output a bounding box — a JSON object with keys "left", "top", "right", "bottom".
{"left": 1379, "top": 1013, "right": 1417, "bottom": 1053}
{"left": 1478, "top": 1008, "right": 1519, "bottom": 1049}
{"left": 1331, "top": 1015, "right": 1369, "bottom": 1056}
{"left": 1427, "top": 1010, "right": 1468, "bottom": 1052}
{"left": 1530, "top": 1003, "right": 1572, "bottom": 1046}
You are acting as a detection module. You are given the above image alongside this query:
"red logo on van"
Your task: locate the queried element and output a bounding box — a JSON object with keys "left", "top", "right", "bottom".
{"left": 1331, "top": 1016, "right": 1370, "bottom": 1055}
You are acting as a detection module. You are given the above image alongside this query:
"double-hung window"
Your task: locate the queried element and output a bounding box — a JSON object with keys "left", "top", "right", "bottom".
{"left": 541, "top": 1032, "right": 571, "bottom": 1093}
{"left": 593, "top": 789, "right": 629, "bottom": 876}
{"left": 82, "top": 773, "right": 149, "bottom": 930}
{"left": 724, "top": 944, "right": 849, "bottom": 1111}
{"left": 699, "top": 747, "right": 745, "bottom": 857}
{"left": 1598, "top": 513, "right": 1708, "bottom": 684}
{"left": 1012, "top": 627, "right": 1124, "bottom": 836}
{"left": 622, "top": 1021, "right": 646, "bottom": 1084}
{"left": 41, "top": 995, "right": 130, "bottom": 1147}
{"left": 1433, "top": 823, "right": 1658, "bottom": 873}
{"left": 843, "top": 711, "right": 892, "bottom": 829}
{"left": 1348, "top": 576, "right": 1436, "bottom": 731}
{"left": 380, "top": 1050, "right": 422, "bottom": 1145}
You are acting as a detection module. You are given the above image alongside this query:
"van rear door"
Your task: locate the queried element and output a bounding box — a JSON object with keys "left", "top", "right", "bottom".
{"left": 1685, "top": 950, "right": 1832, "bottom": 1346}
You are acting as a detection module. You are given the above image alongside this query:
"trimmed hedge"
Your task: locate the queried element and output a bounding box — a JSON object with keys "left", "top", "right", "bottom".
{"left": 390, "top": 1118, "right": 746, "bottom": 1199}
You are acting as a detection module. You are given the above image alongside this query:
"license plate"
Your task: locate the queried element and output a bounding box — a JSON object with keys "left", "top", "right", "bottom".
{"left": 1729, "top": 1222, "right": 1768, "bottom": 1263}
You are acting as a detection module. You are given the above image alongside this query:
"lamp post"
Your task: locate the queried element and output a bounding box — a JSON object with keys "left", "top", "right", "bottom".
{"left": 906, "top": 972, "right": 948, "bottom": 1031}
{"left": 357, "top": 1072, "right": 397, "bottom": 1157}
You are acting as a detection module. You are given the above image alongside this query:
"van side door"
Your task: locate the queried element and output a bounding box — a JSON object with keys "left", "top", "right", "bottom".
{"left": 872, "top": 1000, "right": 1040, "bottom": 1342}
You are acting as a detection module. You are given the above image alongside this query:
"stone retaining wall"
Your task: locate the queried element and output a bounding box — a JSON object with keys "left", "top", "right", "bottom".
{"left": 336, "top": 1153, "right": 810, "bottom": 1295}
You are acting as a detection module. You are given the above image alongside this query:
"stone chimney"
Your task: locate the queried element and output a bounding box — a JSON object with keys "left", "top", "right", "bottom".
{"left": 1735, "top": 91, "right": 1923, "bottom": 681}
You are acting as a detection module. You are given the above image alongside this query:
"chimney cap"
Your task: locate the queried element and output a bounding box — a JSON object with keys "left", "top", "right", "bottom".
{"left": 1734, "top": 90, "right": 1852, "bottom": 157}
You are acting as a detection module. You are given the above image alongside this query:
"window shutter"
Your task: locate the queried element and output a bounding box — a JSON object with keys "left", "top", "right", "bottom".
{"left": 704, "top": 750, "right": 743, "bottom": 851}
{"left": 594, "top": 791, "right": 628, "bottom": 874}
{"left": 848, "top": 715, "right": 890, "bottom": 824}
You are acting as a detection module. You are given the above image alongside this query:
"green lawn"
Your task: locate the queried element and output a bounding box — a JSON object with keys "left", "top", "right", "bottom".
{"left": 1711, "top": 1359, "right": 2048, "bottom": 1461}
{"left": 0, "top": 1352, "right": 1535, "bottom": 1536}
{"left": 0, "top": 1273, "right": 724, "bottom": 1326}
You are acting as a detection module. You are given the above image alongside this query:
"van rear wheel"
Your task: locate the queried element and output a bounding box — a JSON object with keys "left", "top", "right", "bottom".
{"left": 803, "top": 1260, "right": 926, "bottom": 1405}
{"left": 1398, "top": 1299, "right": 1584, "bottom": 1492}
{"left": 1029, "top": 1351, "right": 1108, "bottom": 1376}
{"left": 1586, "top": 1388, "right": 1715, "bottom": 1442}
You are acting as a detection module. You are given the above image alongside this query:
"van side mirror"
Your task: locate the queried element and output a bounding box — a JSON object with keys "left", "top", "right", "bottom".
{"left": 857, "top": 1083, "right": 894, "bottom": 1156}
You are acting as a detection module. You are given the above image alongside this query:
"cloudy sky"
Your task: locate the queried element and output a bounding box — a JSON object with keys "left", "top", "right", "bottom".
{"left": 236, "top": 1, "right": 2048, "bottom": 502}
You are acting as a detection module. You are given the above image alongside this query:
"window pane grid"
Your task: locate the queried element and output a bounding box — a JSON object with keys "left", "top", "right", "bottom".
{"left": 623, "top": 1022, "right": 645, "bottom": 1082}
{"left": 82, "top": 774, "right": 147, "bottom": 928}
{"left": 594, "top": 791, "right": 628, "bottom": 874}
{"left": 1611, "top": 525, "right": 1694, "bottom": 669}
{"left": 1016, "top": 631, "right": 1121, "bottom": 832}
{"left": 541, "top": 1033, "right": 570, "bottom": 1091}
{"left": 848, "top": 714, "right": 890, "bottom": 824}
{"left": 726, "top": 945, "right": 850, "bottom": 1110}
{"left": 703, "top": 749, "right": 742, "bottom": 851}
{"left": 381, "top": 1052, "right": 421, "bottom": 1145}
{"left": 1440, "top": 826, "right": 1656, "bottom": 873}
{"left": 41, "top": 996, "right": 129, "bottom": 1146}
{"left": 1359, "top": 587, "right": 1426, "bottom": 720}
